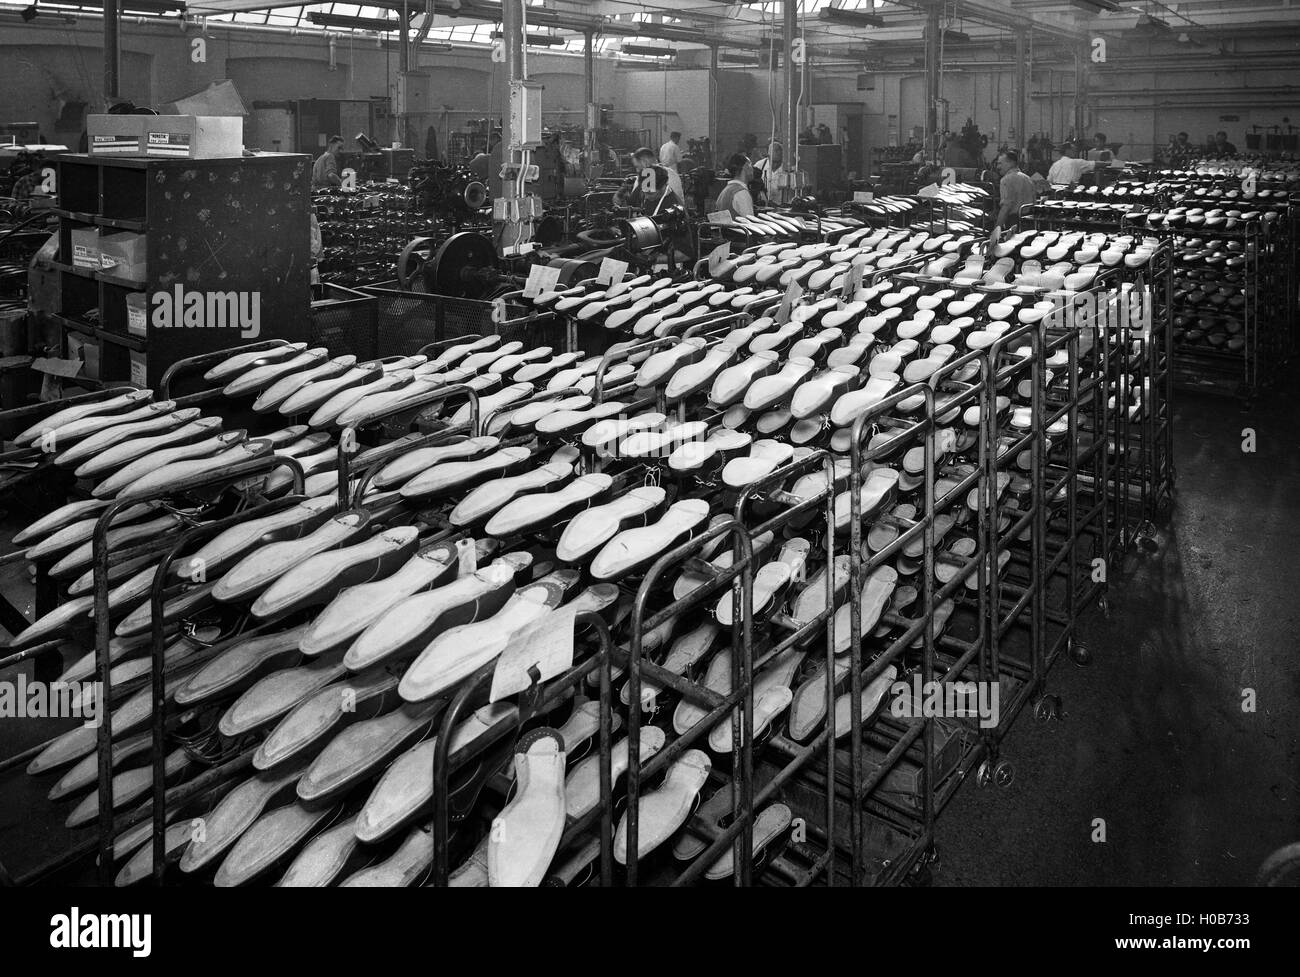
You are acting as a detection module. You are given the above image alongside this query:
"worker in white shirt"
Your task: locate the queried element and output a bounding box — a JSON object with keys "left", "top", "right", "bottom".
{"left": 1046, "top": 142, "right": 1096, "bottom": 186}
{"left": 752, "top": 141, "right": 783, "bottom": 200}
{"left": 659, "top": 132, "right": 683, "bottom": 170}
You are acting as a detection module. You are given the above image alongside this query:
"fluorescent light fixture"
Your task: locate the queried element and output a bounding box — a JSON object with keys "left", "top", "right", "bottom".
{"left": 942, "top": 29, "right": 970, "bottom": 43}
{"left": 623, "top": 43, "right": 674, "bottom": 57}
{"left": 308, "top": 12, "right": 400, "bottom": 31}
{"left": 819, "top": 1, "right": 885, "bottom": 29}
{"left": 1134, "top": 13, "right": 1171, "bottom": 31}
{"left": 721, "top": 52, "right": 760, "bottom": 64}
{"left": 48, "top": 0, "right": 188, "bottom": 11}
{"left": 1068, "top": 0, "right": 1122, "bottom": 12}
{"left": 526, "top": 34, "right": 566, "bottom": 46}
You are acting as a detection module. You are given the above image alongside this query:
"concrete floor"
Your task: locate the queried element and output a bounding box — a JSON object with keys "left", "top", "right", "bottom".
{"left": 935, "top": 389, "right": 1300, "bottom": 885}
{"left": 0, "top": 390, "right": 1297, "bottom": 885}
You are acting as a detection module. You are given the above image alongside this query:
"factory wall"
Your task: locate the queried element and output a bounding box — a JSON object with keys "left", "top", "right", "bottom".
{"left": 0, "top": 14, "right": 618, "bottom": 154}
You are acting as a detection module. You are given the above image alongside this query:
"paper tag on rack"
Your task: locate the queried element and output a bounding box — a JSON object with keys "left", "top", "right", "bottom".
{"left": 707, "top": 210, "right": 735, "bottom": 226}
{"left": 775, "top": 281, "right": 803, "bottom": 325}
{"left": 489, "top": 604, "right": 578, "bottom": 703}
{"left": 707, "top": 242, "right": 731, "bottom": 275}
{"left": 455, "top": 538, "right": 477, "bottom": 576}
{"left": 523, "top": 264, "right": 561, "bottom": 299}
{"left": 841, "top": 261, "right": 865, "bottom": 301}
{"left": 597, "top": 257, "right": 628, "bottom": 290}
{"left": 490, "top": 297, "right": 508, "bottom": 324}
{"left": 852, "top": 190, "right": 875, "bottom": 203}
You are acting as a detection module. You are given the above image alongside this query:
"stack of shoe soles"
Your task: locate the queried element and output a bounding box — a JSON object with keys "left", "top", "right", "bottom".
{"left": 6, "top": 224, "right": 1103, "bottom": 886}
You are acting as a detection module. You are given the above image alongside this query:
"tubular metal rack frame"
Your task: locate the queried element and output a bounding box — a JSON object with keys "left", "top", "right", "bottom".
{"left": 0, "top": 228, "right": 1183, "bottom": 885}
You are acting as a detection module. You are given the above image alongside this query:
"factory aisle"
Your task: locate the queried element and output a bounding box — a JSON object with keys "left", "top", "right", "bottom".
{"left": 936, "top": 389, "right": 1300, "bottom": 885}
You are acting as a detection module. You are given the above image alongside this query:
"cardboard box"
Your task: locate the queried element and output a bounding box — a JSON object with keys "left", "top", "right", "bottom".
{"left": 125, "top": 292, "right": 148, "bottom": 338}
{"left": 70, "top": 226, "right": 100, "bottom": 269}
{"left": 129, "top": 349, "right": 148, "bottom": 388}
{"left": 142, "top": 115, "right": 243, "bottom": 160}
{"left": 100, "top": 231, "right": 147, "bottom": 281}
{"left": 66, "top": 333, "right": 100, "bottom": 380}
{"left": 87, "top": 114, "right": 144, "bottom": 156}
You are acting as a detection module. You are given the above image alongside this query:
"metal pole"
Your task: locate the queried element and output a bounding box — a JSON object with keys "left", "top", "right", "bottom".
{"left": 925, "top": 3, "right": 940, "bottom": 162}
{"left": 399, "top": 0, "right": 411, "bottom": 149}
{"left": 1015, "top": 30, "right": 1029, "bottom": 151}
{"left": 104, "top": 0, "right": 121, "bottom": 102}
{"left": 584, "top": 30, "right": 596, "bottom": 169}
{"left": 1074, "top": 42, "right": 1087, "bottom": 143}
{"left": 709, "top": 44, "right": 719, "bottom": 159}
{"left": 784, "top": 0, "right": 798, "bottom": 195}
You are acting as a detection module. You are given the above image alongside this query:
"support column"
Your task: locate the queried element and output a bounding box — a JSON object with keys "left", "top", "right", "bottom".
{"left": 1074, "top": 41, "right": 1088, "bottom": 143}
{"left": 398, "top": 0, "right": 410, "bottom": 148}
{"left": 924, "top": 2, "right": 940, "bottom": 163}
{"left": 500, "top": 0, "right": 524, "bottom": 181}
{"left": 497, "top": 0, "right": 532, "bottom": 255}
{"left": 584, "top": 30, "right": 596, "bottom": 167}
{"left": 104, "top": 0, "right": 120, "bottom": 103}
{"left": 709, "top": 43, "right": 719, "bottom": 160}
{"left": 782, "top": 0, "right": 798, "bottom": 198}
{"left": 1015, "top": 30, "right": 1029, "bottom": 151}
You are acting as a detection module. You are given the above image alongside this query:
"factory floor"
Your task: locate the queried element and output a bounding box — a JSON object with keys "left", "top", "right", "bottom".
{"left": 0, "top": 390, "right": 1296, "bottom": 886}
{"left": 935, "top": 389, "right": 1300, "bottom": 886}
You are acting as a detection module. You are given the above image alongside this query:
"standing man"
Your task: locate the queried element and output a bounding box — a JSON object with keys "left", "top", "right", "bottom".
{"left": 994, "top": 149, "right": 1037, "bottom": 230}
{"left": 1047, "top": 143, "right": 1095, "bottom": 186}
{"left": 659, "top": 131, "right": 683, "bottom": 170}
{"left": 753, "top": 141, "right": 783, "bottom": 201}
{"left": 1212, "top": 130, "right": 1237, "bottom": 155}
{"left": 312, "top": 134, "right": 345, "bottom": 188}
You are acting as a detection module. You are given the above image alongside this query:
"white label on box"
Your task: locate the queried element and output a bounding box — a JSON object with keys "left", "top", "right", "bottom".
{"left": 90, "top": 134, "right": 138, "bottom": 155}
{"left": 146, "top": 131, "right": 192, "bottom": 157}
{"left": 707, "top": 210, "right": 735, "bottom": 225}
{"left": 853, "top": 190, "right": 875, "bottom": 202}
{"left": 523, "top": 264, "right": 561, "bottom": 298}
{"left": 130, "top": 356, "right": 148, "bottom": 388}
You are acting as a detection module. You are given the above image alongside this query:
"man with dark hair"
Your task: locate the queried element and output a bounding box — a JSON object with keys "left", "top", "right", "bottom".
{"left": 615, "top": 146, "right": 684, "bottom": 215}
{"left": 995, "top": 149, "right": 1036, "bottom": 229}
{"left": 312, "top": 134, "right": 345, "bottom": 188}
{"left": 714, "top": 154, "right": 756, "bottom": 217}
{"left": 1213, "top": 130, "right": 1237, "bottom": 155}
{"left": 1087, "top": 132, "right": 1112, "bottom": 163}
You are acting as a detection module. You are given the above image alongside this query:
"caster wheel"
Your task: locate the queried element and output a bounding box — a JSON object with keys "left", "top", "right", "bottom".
{"left": 1070, "top": 640, "right": 1093, "bottom": 667}
{"left": 1034, "top": 695, "right": 1062, "bottom": 722}
{"left": 993, "top": 759, "right": 1015, "bottom": 787}
{"left": 908, "top": 863, "right": 934, "bottom": 887}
